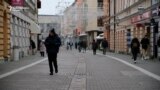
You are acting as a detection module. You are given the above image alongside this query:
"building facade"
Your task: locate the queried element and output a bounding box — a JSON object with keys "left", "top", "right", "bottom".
{"left": 103, "top": 0, "right": 110, "bottom": 46}
{"left": 10, "top": 0, "right": 41, "bottom": 61}
{"left": 38, "top": 15, "right": 61, "bottom": 40}
{"left": 108, "top": 0, "right": 160, "bottom": 58}
{"left": 10, "top": 12, "right": 31, "bottom": 60}
{"left": 0, "top": 0, "right": 10, "bottom": 61}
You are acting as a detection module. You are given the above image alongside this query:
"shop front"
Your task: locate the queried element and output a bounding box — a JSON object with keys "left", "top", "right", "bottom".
{"left": 131, "top": 11, "right": 151, "bottom": 57}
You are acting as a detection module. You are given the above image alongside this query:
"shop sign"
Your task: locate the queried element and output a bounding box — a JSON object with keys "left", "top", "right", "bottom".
{"left": 11, "top": 0, "right": 24, "bottom": 6}
{"left": 152, "top": 6, "right": 160, "bottom": 17}
{"left": 131, "top": 11, "right": 151, "bottom": 23}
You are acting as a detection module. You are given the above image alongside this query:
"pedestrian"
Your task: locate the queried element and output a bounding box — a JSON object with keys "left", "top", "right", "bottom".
{"left": 157, "top": 36, "right": 160, "bottom": 61}
{"left": 92, "top": 39, "right": 98, "bottom": 55}
{"left": 45, "top": 28, "right": 61, "bottom": 75}
{"left": 101, "top": 38, "right": 108, "bottom": 55}
{"left": 30, "top": 39, "right": 36, "bottom": 55}
{"left": 69, "top": 42, "right": 73, "bottom": 50}
{"left": 75, "top": 42, "right": 78, "bottom": 49}
{"left": 140, "top": 35, "right": 150, "bottom": 60}
{"left": 82, "top": 41, "right": 87, "bottom": 53}
{"left": 66, "top": 42, "right": 69, "bottom": 50}
{"left": 40, "top": 40, "right": 45, "bottom": 57}
{"left": 78, "top": 41, "right": 82, "bottom": 52}
{"left": 131, "top": 37, "right": 140, "bottom": 64}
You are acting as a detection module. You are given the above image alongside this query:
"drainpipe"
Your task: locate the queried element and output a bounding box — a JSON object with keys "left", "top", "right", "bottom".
{"left": 113, "top": 0, "right": 116, "bottom": 52}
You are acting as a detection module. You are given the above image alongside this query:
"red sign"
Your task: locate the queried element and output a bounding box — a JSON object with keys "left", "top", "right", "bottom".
{"left": 12, "top": 0, "right": 24, "bottom": 6}
{"left": 131, "top": 11, "right": 151, "bottom": 23}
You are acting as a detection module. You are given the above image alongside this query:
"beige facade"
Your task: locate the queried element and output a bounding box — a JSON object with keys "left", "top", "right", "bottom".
{"left": 103, "top": 0, "right": 110, "bottom": 44}
{"left": 0, "top": 0, "right": 11, "bottom": 61}
{"left": 63, "top": 4, "right": 76, "bottom": 36}
{"left": 110, "top": 0, "right": 151, "bottom": 53}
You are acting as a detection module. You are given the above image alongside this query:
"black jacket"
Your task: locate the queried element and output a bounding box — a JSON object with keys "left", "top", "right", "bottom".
{"left": 101, "top": 40, "right": 108, "bottom": 48}
{"left": 141, "top": 38, "right": 149, "bottom": 49}
{"left": 131, "top": 38, "right": 140, "bottom": 53}
{"left": 45, "top": 35, "right": 61, "bottom": 54}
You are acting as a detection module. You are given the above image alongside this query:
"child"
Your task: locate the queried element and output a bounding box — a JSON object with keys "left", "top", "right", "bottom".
{"left": 40, "top": 40, "right": 45, "bottom": 57}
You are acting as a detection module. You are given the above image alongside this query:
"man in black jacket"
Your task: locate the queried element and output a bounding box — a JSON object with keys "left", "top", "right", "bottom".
{"left": 101, "top": 38, "right": 108, "bottom": 55}
{"left": 45, "top": 28, "right": 61, "bottom": 75}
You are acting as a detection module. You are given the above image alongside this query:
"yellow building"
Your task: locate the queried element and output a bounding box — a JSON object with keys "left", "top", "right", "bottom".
{"left": 0, "top": 0, "right": 11, "bottom": 61}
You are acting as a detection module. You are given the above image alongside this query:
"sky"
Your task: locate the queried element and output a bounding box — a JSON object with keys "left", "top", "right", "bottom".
{"left": 38, "top": 0, "right": 75, "bottom": 15}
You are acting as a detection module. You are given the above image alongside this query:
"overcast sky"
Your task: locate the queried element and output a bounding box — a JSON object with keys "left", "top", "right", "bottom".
{"left": 38, "top": 0, "right": 75, "bottom": 15}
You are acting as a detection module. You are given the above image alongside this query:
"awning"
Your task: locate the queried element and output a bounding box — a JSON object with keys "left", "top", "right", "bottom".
{"left": 79, "top": 33, "right": 87, "bottom": 37}
{"left": 30, "top": 21, "right": 41, "bottom": 34}
{"left": 96, "top": 36, "right": 104, "bottom": 40}
{"left": 99, "top": 33, "right": 104, "bottom": 36}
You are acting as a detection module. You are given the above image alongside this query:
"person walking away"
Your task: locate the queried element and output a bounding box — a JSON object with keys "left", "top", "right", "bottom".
{"left": 45, "top": 28, "right": 61, "bottom": 75}
{"left": 66, "top": 42, "right": 69, "bottom": 50}
{"left": 92, "top": 39, "right": 98, "bottom": 55}
{"left": 78, "top": 41, "right": 82, "bottom": 52}
{"left": 69, "top": 42, "right": 73, "bottom": 50}
{"left": 101, "top": 38, "right": 108, "bottom": 55}
{"left": 141, "top": 35, "right": 150, "bottom": 60}
{"left": 40, "top": 40, "right": 45, "bottom": 57}
{"left": 30, "top": 39, "right": 36, "bottom": 55}
{"left": 157, "top": 36, "right": 160, "bottom": 61}
{"left": 75, "top": 42, "right": 78, "bottom": 49}
{"left": 131, "top": 37, "right": 140, "bottom": 64}
{"left": 82, "top": 41, "right": 87, "bottom": 53}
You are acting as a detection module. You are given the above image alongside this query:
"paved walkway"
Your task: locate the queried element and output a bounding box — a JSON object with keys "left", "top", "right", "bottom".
{"left": 0, "top": 48, "right": 159, "bottom": 90}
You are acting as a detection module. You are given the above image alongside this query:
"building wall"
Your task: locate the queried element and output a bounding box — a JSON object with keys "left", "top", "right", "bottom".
{"left": 10, "top": 13, "right": 30, "bottom": 59}
{"left": 63, "top": 4, "right": 76, "bottom": 36}
{"left": 38, "top": 15, "right": 61, "bottom": 39}
{"left": 103, "top": 0, "right": 110, "bottom": 43}
{"left": 0, "top": 1, "right": 11, "bottom": 61}
{"left": 110, "top": 0, "right": 151, "bottom": 53}
{"left": 86, "top": 0, "right": 99, "bottom": 32}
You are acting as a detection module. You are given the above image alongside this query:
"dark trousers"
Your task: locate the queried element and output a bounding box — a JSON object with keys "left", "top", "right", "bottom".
{"left": 47, "top": 53, "right": 58, "bottom": 73}
{"left": 93, "top": 50, "right": 96, "bottom": 55}
{"left": 103, "top": 48, "right": 107, "bottom": 55}
{"left": 132, "top": 51, "right": 138, "bottom": 61}
{"left": 40, "top": 51, "right": 45, "bottom": 57}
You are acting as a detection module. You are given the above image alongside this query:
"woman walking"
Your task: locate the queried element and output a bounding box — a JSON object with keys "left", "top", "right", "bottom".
{"left": 131, "top": 37, "right": 140, "bottom": 64}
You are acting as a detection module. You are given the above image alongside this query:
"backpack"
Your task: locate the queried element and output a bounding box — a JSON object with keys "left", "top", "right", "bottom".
{"left": 133, "top": 42, "right": 137, "bottom": 47}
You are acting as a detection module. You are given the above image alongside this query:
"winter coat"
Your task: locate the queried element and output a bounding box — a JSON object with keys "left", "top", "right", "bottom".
{"left": 141, "top": 38, "right": 149, "bottom": 49}
{"left": 101, "top": 40, "right": 108, "bottom": 48}
{"left": 40, "top": 42, "right": 45, "bottom": 52}
{"left": 45, "top": 35, "right": 61, "bottom": 54}
{"left": 131, "top": 38, "right": 140, "bottom": 54}
{"left": 92, "top": 42, "right": 98, "bottom": 50}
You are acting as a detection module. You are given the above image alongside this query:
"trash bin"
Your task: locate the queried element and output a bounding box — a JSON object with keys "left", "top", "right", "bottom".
{"left": 13, "top": 46, "right": 20, "bottom": 61}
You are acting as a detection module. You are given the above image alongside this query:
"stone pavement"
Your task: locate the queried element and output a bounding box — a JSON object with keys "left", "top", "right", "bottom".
{"left": 0, "top": 53, "right": 45, "bottom": 75}
{"left": 0, "top": 48, "right": 159, "bottom": 90}
{"left": 95, "top": 50, "right": 160, "bottom": 76}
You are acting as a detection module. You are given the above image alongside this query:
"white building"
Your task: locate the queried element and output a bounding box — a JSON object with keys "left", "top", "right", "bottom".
{"left": 38, "top": 15, "right": 62, "bottom": 39}
{"left": 10, "top": 0, "right": 41, "bottom": 60}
